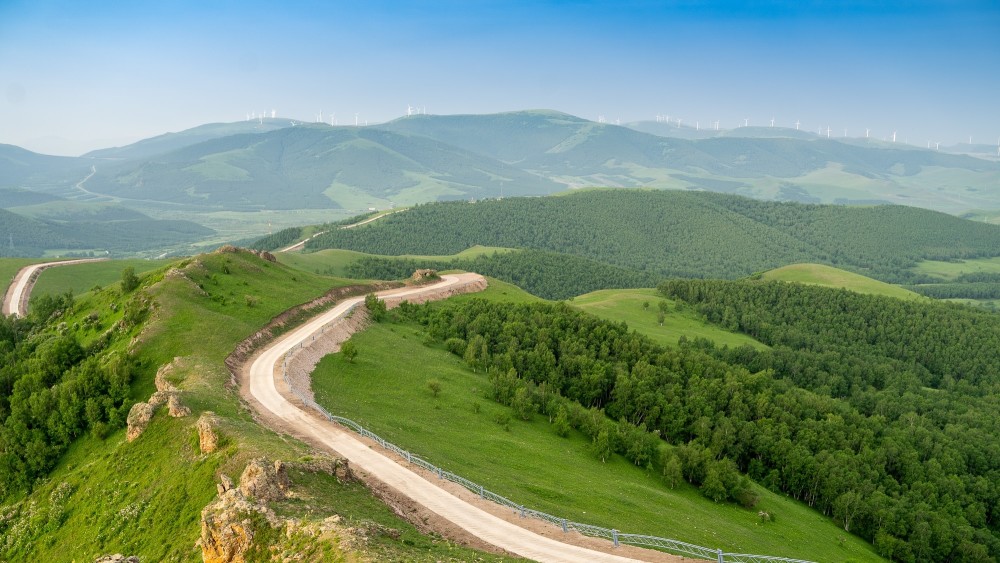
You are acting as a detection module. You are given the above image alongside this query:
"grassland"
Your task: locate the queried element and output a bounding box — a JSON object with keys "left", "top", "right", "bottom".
{"left": 4, "top": 250, "right": 521, "bottom": 561}
{"left": 911, "top": 256, "right": 1000, "bottom": 280}
{"left": 312, "top": 318, "right": 881, "bottom": 563}
{"left": 30, "top": 258, "right": 175, "bottom": 297}
{"left": 760, "top": 263, "right": 924, "bottom": 300}
{"left": 571, "top": 288, "right": 768, "bottom": 349}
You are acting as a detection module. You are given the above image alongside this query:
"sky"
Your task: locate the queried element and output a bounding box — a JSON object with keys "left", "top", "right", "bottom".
{"left": 1, "top": 0, "right": 998, "bottom": 155}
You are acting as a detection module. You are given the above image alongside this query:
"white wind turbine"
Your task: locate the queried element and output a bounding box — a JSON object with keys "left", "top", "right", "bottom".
{"left": 795, "top": 119, "right": 800, "bottom": 130}
{"left": 770, "top": 117, "right": 775, "bottom": 128}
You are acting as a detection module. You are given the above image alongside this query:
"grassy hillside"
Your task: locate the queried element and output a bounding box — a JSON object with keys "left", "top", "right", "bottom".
{"left": 759, "top": 264, "right": 924, "bottom": 300}
{"left": 85, "top": 125, "right": 560, "bottom": 210}
{"left": 0, "top": 249, "right": 521, "bottom": 561}
{"left": 312, "top": 317, "right": 880, "bottom": 562}
{"left": 304, "top": 190, "right": 1000, "bottom": 284}
{"left": 277, "top": 245, "right": 513, "bottom": 278}
{"left": 31, "top": 258, "right": 175, "bottom": 297}
{"left": 571, "top": 288, "right": 769, "bottom": 349}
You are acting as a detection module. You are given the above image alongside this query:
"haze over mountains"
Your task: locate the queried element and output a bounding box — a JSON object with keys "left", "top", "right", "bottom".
{"left": 2, "top": 109, "right": 999, "bottom": 257}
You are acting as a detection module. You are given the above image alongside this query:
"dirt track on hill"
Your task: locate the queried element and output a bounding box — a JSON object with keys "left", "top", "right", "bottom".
{"left": 2, "top": 258, "right": 109, "bottom": 317}
{"left": 239, "top": 273, "right": 680, "bottom": 563}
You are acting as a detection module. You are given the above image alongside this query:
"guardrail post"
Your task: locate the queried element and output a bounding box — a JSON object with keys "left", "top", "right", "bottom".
{"left": 405, "top": 451, "right": 411, "bottom": 463}
{"left": 519, "top": 506, "right": 525, "bottom": 518}
{"left": 562, "top": 519, "right": 568, "bottom": 532}
{"left": 612, "top": 529, "right": 619, "bottom": 547}
{"left": 437, "top": 467, "right": 443, "bottom": 479}
{"left": 479, "top": 484, "right": 484, "bottom": 498}
{"left": 717, "top": 548, "right": 724, "bottom": 563}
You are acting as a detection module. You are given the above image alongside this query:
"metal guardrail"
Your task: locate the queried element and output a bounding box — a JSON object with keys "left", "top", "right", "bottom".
{"left": 277, "top": 311, "right": 815, "bottom": 563}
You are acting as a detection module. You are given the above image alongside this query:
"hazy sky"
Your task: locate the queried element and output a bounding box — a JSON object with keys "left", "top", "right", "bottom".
{"left": 1, "top": 0, "right": 998, "bottom": 155}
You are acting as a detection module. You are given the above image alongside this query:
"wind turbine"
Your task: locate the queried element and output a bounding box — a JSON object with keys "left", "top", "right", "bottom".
{"left": 843, "top": 128, "right": 847, "bottom": 137}
{"left": 826, "top": 126, "right": 831, "bottom": 138}
{"left": 795, "top": 119, "right": 800, "bottom": 130}
{"left": 714, "top": 120, "right": 720, "bottom": 131}
{"left": 770, "top": 117, "right": 775, "bottom": 128}
{"left": 677, "top": 118, "right": 683, "bottom": 128}
{"left": 271, "top": 109, "right": 276, "bottom": 119}
{"left": 355, "top": 113, "right": 359, "bottom": 126}
{"left": 865, "top": 128, "right": 870, "bottom": 138}
{"left": 892, "top": 131, "right": 897, "bottom": 143}
{"left": 696, "top": 121, "right": 699, "bottom": 131}
{"left": 744, "top": 117, "right": 749, "bottom": 127}
{"left": 936, "top": 141, "right": 940, "bottom": 150}
{"left": 407, "top": 105, "right": 414, "bottom": 116}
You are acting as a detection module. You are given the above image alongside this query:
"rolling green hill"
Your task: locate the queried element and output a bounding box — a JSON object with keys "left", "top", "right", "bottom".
{"left": 759, "top": 264, "right": 924, "bottom": 300}
{"left": 83, "top": 119, "right": 299, "bottom": 160}
{"left": 85, "top": 125, "right": 560, "bottom": 211}
{"left": 303, "top": 190, "right": 1000, "bottom": 284}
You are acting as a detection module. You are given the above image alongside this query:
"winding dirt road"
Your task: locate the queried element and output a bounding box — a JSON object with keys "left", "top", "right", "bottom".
{"left": 246, "top": 274, "right": 659, "bottom": 563}
{"left": 278, "top": 209, "right": 404, "bottom": 253}
{"left": 2, "top": 258, "right": 109, "bottom": 317}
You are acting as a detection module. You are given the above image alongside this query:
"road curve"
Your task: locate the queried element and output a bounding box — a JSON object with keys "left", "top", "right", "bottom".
{"left": 278, "top": 209, "right": 404, "bottom": 253}
{"left": 2, "top": 258, "right": 109, "bottom": 317}
{"left": 247, "top": 274, "right": 645, "bottom": 563}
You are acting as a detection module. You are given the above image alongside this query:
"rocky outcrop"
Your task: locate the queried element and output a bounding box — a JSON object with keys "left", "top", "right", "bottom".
{"left": 155, "top": 358, "right": 180, "bottom": 392}
{"left": 197, "top": 412, "right": 220, "bottom": 454}
{"left": 410, "top": 268, "right": 439, "bottom": 283}
{"left": 239, "top": 458, "right": 288, "bottom": 502}
{"left": 167, "top": 394, "right": 191, "bottom": 417}
{"left": 126, "top": 402, "right": 154, "bottom": 442}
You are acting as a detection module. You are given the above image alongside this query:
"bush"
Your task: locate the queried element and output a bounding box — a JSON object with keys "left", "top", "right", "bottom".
{"left": 120, "top": 267, "right": 140, "bottom": 293}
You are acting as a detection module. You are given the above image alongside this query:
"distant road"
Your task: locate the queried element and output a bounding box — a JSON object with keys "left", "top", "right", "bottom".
{"left": 278, "top": 209, "right": 404, "bottom": 253}
{"left": 2, "top": 258, "right": 109, "bottom": 317}
{"left": 246, "top": 273, "right": 667, "bottom": 563}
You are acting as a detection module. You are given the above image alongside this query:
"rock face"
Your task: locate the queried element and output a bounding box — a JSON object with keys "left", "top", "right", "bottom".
{"left": 239, "top": 458, "right": 288, "bottom": 502}
{"left": 126, "top": 402, "right": 154, "bottom": 442}
{"left": 411, "top": 268, "right": 439, "bottom": 282}
{"left": 167, "top": 393, "right": 191, "bottom": 417}
{"left": 201, "top": 459, "right": 286, "bottom": 563}
{"left": 197, "top": 412, "right": 220, "bottom": 454}
{"left": 155, "top": 358, "right": 180, "bottom": 392}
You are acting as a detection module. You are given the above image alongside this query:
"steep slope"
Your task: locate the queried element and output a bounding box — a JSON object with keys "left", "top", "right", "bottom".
{"left": 0, "top": 144, "right": 90, "bottom": 189}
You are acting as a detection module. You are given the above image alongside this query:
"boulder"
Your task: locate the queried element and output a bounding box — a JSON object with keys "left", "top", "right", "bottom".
{"left": 239, "top": 458, "right": 287, "bottom": 502}
{"left": 167, "top": 394, "right": 191, "bottom": 418}
{"left": 126, "top": 402, "right": 154, "bottom": 442}
{"left": 154, "top": 359, "right": 180, "bottom": 392}
{"left": 148, "top": 390, "right": 170, "bottom": 408}
{"left": 197, "top": 412, "right": 220, "bottom": 454}
{"left": 200, "top": 495, "right": 256, "bottom": 563}
{"left": 94, "top": 556, "right": 140, "bottom": 563}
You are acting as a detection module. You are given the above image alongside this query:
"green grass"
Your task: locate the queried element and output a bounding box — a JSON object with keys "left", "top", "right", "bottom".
{"left": 279, "top": 245, "right": 515, "bottom": 278}
{"left": 31, "top": 259, "right": 174, "bottom": 297}
{"left": 911, "top": 256, "right": 1000, "bottom": 281}
{"left": 761, "top": 263, "right": 924, "bottom": 300}
{"left": 4, "top": 249, "right": 524, "bottom": 561}
{"left": 571, "top": 288, "right": 768, "bottom": 350}
{"left": 312, "top": 319, "right": 881, "bottom": 563}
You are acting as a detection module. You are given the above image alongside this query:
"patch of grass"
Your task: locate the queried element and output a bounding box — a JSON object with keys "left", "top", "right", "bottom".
{"left": 760, "top": 263, "right": 924, "bottom": 301}
{"left": 312, "top": 320, "right": 880, "bottom": 562}
{"left": 32, "top": 259, "right": 174, "bottom": 297}
{"left": 572, "top": 288, "right": 768, "bottom": 349}
{"left": 911, "top": 256, "right": 1000, "bottom": 281}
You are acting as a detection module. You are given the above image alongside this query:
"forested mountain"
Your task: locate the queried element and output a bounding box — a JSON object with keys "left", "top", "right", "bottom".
{"left": 83, "top": 119, "right": 299, "bottom": 160}
{"left": 0, "top": 207, "right": 213, "bottom": 257}
{"left": 303, "top": 190, "right": 1000, "bottom": 283}
{"left": 408, "top": 280, "right": 1000, "bottom": 561}
{"left": 0, "top": 145, "right": 90, "bottom": 189}
{"left": 84, "top": 125, "right": 560, "bottom": 210}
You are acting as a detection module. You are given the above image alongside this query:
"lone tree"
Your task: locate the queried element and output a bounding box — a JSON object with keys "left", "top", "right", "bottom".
{"left": 341, "top": 340, "right": 358, "bottom": 363}
{"left": 121, "top": 267, "right": 140, "bottom": 293}
{"left": 427, "top": 378, "right": 442, "bottom": 398}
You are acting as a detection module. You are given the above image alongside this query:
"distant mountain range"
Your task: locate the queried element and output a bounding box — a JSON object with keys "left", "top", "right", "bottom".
{"left": 1, "top": 110, "right": 999, "bottom": 256}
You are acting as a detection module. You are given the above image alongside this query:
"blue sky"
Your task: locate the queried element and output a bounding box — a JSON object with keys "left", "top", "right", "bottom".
{"left": 1, "top": 0, "right": 998, "bottom": 155}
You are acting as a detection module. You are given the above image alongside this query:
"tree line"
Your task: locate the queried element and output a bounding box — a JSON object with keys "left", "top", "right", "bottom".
{"left": 398, "top": 287, "right": 999, "bottom": 562}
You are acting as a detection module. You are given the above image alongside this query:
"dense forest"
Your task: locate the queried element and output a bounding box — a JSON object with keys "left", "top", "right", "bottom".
{"left": 300, "top": 190, "right": 1000, "bottom": 283}
{"left": 399, "top": 283, "right": 1000, "bottom": 562}
{"left": 0, "top": 287, "right": 141, "bottom": 498}
{"left": 345, "top": 249, "right": 659, "bottom": 299}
